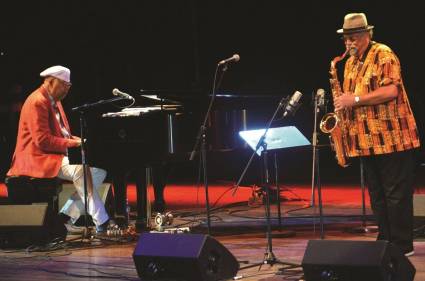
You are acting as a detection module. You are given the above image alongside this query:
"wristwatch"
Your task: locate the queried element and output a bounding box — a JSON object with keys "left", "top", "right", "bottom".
{"left": 354, "top": 96, "right": 360, "bottom": 104}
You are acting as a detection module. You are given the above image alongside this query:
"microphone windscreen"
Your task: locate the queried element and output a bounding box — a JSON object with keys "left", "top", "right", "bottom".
{"left": 316, "top": 88, "right": 325, "bottom": 96}
{"left": 293, "top": 90, "right": 303, "bottom": 102}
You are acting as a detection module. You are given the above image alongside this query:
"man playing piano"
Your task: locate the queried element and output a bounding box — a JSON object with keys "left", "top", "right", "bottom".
{"left": 7, "top": 65, "right": 110, "bottom": 234}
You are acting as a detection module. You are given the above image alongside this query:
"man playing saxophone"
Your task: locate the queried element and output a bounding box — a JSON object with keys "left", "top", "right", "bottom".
{"left": 333, "top": 13, "right": 420, "bottom": 256}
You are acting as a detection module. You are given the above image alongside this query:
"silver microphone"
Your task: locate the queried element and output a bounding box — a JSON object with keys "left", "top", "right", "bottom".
{"left": 112, "top": 88, "right": 134, "bottom": 100}
{"left": 218, "top": 54, "right": 240, "bottom": 65}
{"left": 283, "top": 91, "right": 303, "bottom": 117}
{"left": 316, "top": 88, "right": 325, "bottom": 108}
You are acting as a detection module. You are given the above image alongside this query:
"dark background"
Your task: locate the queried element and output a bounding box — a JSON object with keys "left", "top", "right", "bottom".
{"left": 1, "top": 1, "right": 424, "bottom": 184}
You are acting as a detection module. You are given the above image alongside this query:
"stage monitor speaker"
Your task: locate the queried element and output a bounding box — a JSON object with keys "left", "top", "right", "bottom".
{"left": 133, "top": 232, "right": 239, "bottom": 281}
{"left": 0, "top": 203, "right": 66, "bottom": 248}
{"left": 302, "top": 240, "right": 415, "bottom": 281}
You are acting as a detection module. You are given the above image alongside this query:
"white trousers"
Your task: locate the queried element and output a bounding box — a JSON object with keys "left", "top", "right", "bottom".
{"left": 58, "top": 157, "right": 109, "bottom": 226}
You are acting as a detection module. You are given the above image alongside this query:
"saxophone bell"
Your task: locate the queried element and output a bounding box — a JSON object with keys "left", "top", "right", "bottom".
{"left": 319, "top": 113, "right": 339, "bottom": 134}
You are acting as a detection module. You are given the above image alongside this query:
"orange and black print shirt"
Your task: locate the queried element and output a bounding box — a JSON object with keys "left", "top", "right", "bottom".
{"left": 342, "top": 42, "right": 420, "bottom": 157}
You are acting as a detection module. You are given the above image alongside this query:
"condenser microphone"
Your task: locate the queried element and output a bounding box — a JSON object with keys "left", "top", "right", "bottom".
{"left": 218, "top": 54, "right": 240, "bottom": 65}
{"left": 112, "top": 88, "right": 134, "bottom": 101}
{"left": 316, "top": 88, "right": 325, "bottom": 108}
{"left": 283, "top": 91, "right": 303, "bottom": 117}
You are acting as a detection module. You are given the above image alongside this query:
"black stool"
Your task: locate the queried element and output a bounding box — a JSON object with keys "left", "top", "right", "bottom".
{"left": 5, "top": 176, "right": 62, "bottom": 213}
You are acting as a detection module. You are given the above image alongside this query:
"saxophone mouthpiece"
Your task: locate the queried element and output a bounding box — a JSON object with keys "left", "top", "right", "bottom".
{"left": 349, "top": 47, "right": 358, "bottom": 57}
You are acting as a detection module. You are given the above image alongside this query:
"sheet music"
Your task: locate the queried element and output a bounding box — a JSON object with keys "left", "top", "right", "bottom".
{"left": 102, "top": 105, "right": 180, "bottom": 117}
{"left": 239, "top": 126, "right": 311, "bottom": 156}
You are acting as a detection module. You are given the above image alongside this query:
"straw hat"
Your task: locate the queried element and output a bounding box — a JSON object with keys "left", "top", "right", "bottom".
{"left": 337, "top": 13, "right": 374, "bottom": 34}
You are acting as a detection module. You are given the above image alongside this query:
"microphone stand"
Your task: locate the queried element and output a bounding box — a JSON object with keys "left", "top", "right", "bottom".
{"left": 310, "top": 91, "right": 325, "bottom": 239}
{"left": 274, "top": 153, "right": 282, "bottom": 230}
{"left": 71, "top": 96, "right": 128, "bottom": 237}
{"left": 235, "top": 96, "right": 301, "bottom": 270}
{"left": 189, "top": 63, "right": 229, "bottom": 235}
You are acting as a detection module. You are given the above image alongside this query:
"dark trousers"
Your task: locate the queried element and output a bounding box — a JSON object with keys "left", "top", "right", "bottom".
{"left": 362, "top": 149, "right": 415, "bottom": 253}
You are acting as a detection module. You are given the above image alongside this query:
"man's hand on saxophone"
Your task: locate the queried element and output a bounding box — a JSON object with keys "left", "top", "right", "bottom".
{"left": 335, "top": 84, "right": 398, "bottom": 112}
{"left": 334, "top": 92, "right": 356, "bottom": 111}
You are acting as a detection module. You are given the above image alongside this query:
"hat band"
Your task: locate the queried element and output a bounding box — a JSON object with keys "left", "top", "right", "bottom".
{"left": 342, "top": 26, "right": 370, "bottom": 34}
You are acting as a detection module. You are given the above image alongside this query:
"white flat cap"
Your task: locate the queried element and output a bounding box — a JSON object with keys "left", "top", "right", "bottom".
{"left": 40, "top": 65, "right": 71, "bottom": 83}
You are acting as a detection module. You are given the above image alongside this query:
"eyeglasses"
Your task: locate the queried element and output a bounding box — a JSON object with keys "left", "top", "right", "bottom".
{"left": 341, "top": 33, "right": 365, "bottom": 42}
{"left": 61, "top": 81, "right": 72, "bottom": 87}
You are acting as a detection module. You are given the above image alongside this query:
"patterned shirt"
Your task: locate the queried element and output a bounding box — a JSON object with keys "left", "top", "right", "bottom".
{"left": 342, "top": 42, "right": 420, "bottom": 157}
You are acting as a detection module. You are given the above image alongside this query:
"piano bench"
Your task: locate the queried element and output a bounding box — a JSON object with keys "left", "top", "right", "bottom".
{"left": 5, "top": 176, "right": 63, "bottom": 213}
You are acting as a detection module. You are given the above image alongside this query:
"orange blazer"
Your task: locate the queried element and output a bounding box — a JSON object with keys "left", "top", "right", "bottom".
{"left": 7, "top": 86, "right": 74, "bottom": 178}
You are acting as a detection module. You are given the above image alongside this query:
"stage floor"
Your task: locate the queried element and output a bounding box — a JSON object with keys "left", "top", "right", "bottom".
{"left": 0, "top": 229, "right": 424, "bottom": 280}
{"left": 1, "top": 182, "right": 425, "bottom": 280}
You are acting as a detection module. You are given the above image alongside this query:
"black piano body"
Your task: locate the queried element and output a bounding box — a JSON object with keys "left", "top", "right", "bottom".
{"left": 85, "top": 107, "right": 191, "bottom": 229}
{"left": 83, "top": 93, "right": 284, "bottom": 230}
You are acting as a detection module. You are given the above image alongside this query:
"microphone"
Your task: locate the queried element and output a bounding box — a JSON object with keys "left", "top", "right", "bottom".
{"left": 316, "top": 88, "right": 325, "bottom": 109}
{"left": 112, "top": 88, "right": 134, "bottom": 101}
{"left": 218, "top": 54, "right": 240, "bottom": 65}
{"left": 283, "top": 91, "right": 303, "bottom": 117}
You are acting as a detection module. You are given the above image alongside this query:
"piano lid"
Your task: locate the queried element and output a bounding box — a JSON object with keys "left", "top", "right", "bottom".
{"left": 139, "top": 89, "right": 284, "bottom": 99}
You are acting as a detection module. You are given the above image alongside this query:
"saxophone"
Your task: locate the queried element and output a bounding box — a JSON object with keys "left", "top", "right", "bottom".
{"left": 319, "top": 50, "right": 350, "bottom": 167}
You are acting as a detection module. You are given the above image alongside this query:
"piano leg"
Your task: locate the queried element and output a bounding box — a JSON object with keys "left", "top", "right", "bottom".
{"left": 112, "top": 168, "right": 149, "bottom": 231}
{"left": 112, "top": 170, "right": 128, "bottom": 227}
{"left": 112, "top": 165, "right": 168, "bottom": 231}
{"left": 152, "top": 163, "right": 167, "bottom": 213}
{"left": 135, "top": 168, "right": 149, "bottom": 231}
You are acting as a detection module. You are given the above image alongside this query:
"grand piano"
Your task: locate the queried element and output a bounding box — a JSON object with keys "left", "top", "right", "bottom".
{"left": 83, "top": 92, "right": 283, "bottom": 230}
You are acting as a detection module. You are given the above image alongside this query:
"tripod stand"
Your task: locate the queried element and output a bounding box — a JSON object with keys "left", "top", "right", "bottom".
{"left": 234, "top": 94, "right": 307, "bottom": 270}
{"left": 244, "top": 145, "right": 300, "bottom": 270}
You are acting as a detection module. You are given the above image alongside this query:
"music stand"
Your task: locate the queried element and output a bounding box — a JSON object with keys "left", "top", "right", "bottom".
{"left": 238, "top": 126, "right": 309, "bottom": 270}
{"left": 239, "top": 126, "right": 310, "bottom": 156}
{"left": 239, "top": 126, "right": 310, "bottom": 223}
